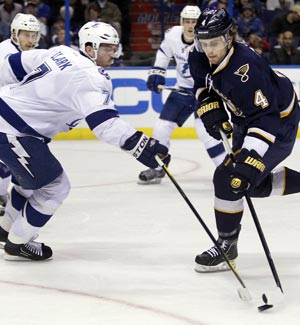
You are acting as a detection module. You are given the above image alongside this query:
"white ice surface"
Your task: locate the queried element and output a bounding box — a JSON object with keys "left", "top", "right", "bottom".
{"left": 0, "top": 139, "right": 300, "bottom": 325}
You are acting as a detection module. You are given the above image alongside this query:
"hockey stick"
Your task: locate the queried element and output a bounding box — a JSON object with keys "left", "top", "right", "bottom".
{"left": 155, "top": 155, "right": 251, "bottom": 301}
{"left": 219, "top": 130, "right": 284, "bottom": 293}
{"left": 157, "top": 85, "right": 194, "bottom": 96}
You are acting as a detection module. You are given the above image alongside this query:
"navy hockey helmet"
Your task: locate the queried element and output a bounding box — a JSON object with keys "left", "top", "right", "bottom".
{"left": 195, "top": 8, "right": 233, "bottom": 40}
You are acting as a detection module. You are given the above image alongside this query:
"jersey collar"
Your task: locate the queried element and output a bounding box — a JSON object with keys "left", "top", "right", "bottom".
{"left": 212, "top": 45, "right": 235, "bottom": 75}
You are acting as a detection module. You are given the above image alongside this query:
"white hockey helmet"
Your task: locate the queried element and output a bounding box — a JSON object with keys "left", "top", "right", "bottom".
{"left": 78, "top": 21, "right": 120, "bottom": 60}
{"left": 180, "top": 5, "right": 201, "bottom": 25}
{"left": 11, "top": 13, "right": 40, "bottom": 48}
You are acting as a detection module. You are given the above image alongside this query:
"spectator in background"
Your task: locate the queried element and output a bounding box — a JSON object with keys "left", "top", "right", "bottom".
{"left": 27, "top": 0, "right": 51, "bottom": 48}
{"left": 50, "top": 26, "right": 78, "bottom": 51}
{"left": 110, "top": 0, "right": 131, "bottom": 58}
{"left": 86, "top": 2, "right": 101, "bottom": 21}
{"left": 71, "top": 0, "right": 89, "bottom": 32}
{"left": 207, "top": 0, "right": 228, "bottom": 10}
{"left": 268, "top": 5, "right": 300, "bottom": 46}
{"left": 233, "top": 0, "right": 262, "bottom": 18}
{"left": 248, "top": 32, "right": 270, "bottom": 53}
{"left": 269, "top": 30, "right": 300, "bottom": 64}
{"left": 0, "top": 13, "right": 10, "bottom": 40}
{"left": 0, "top": 0, "right": 23, "bottom": 30}
{"left": 248, "top": 32, "right": 270, "bottom": 61}
{"left": 23, "top": 1, "right": 36, "bottom": 16}
{"left": 266, "top": 0, "right": 295, "bottom": 10}
{"left": 85, "top": 0, "right": 122, "bottom": 40}
{"left": 236, "top": 3, "right": 264, "bottom": 41}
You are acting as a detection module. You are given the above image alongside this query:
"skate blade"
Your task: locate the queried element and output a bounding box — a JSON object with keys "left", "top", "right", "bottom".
{"left": 194, "top": 260, "right": 236, "bottom": 273}
{"left": 137, "top": 178, "right": 163, "bottom": 185}
{"left": 3, "top": 253, "right": 53, "bottom": 261}
{"left": 0, "top": 242, "right": 5, "bottom": 249}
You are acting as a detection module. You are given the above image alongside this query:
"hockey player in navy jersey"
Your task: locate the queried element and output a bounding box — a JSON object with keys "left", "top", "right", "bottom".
{"left": 138, "top": 5, "right": 226, "bottom": 185}
{"left": 188, "top": 8, "right": 300, "bottom": 272}
{"left": 0, "top": 22, "right": 170, "bottom": 261}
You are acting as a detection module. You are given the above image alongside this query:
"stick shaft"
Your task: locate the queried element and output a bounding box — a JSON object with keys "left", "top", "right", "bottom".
{"left": 157, "top": 85, "right": 193, "bottom": 96}
{"left": 219, "top": 131, "right": 283, "bottom": 293}
{"left": 155, "top": 156, "right": 249, "bottom": 291}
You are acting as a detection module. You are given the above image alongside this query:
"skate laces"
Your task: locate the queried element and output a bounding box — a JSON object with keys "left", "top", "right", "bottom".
{"left": 24, "top": 235, "right": 43, "bottom": 256}
{"left": 206, "top": 240, "right": 229, "bottom": 258}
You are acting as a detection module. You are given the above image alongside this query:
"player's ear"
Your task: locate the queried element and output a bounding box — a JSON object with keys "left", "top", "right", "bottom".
{"left": 85, "top": 45, "right": 95, "bottom": 59}
{"left": 11, "top": 32, "right": 17, "bottom": 41}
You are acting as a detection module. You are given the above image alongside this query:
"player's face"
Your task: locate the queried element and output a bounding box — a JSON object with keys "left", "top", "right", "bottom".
{"left": 17, "top": 30, "right": 38, "bottom": 51}
{"left": 182, "top": 18, "right": 197, "bottom": 40}
{"left": 96, "top": 44, "right": 118, "bottom": 68}
{"left": 199, "top": 36, "right": 229, "bottom": 65}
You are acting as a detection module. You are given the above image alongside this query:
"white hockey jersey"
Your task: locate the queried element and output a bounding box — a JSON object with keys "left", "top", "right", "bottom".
{"left": 0, "top": 39, "right": 20, "bottom": 65}
{"left": 154, "top": 26, "right": 194, "bottom": 89}
{"left": 0, "top": 45, "right": 136, "bottom": 146}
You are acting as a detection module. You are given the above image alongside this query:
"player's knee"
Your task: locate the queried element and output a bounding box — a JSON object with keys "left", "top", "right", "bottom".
{"left": 213, "top": 164, "right": 243, "bottom": 200}
{"left": 30, "top": 171, "right": 71, "bottom": 215}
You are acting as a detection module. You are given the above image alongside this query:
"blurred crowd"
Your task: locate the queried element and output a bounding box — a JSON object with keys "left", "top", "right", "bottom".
{"left": 1, "top": 0, "right": 300, "bottom": 65}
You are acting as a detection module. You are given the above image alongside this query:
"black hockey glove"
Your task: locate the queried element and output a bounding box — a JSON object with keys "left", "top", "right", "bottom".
{"left": 229, "top": 149, "right": 265, "bottom": 194}
{"left": 122, "top": 131, "right": 170, "bottom": 168}
{"left": 146, "top": 67, "right": 166, "bottom": 93}
{"left": 196, "top": 95, "right": 232, "bottom": 140}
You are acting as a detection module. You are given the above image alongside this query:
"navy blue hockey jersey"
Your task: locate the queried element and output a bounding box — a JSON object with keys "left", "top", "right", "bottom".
{"left": 188, "top": 41, "right": 298, "bottom": 149}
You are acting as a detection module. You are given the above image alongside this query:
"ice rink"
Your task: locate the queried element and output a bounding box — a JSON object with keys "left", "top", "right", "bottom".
{"left": 0, "top": 138, "right": 299, "bottom": 325}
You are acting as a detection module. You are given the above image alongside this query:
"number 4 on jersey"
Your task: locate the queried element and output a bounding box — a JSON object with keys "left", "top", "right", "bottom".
{"left": 254, "top": 89, "right": 269, "bottom": 109}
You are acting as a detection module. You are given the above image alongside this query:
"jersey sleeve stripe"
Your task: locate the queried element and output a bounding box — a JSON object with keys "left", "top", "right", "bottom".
{"left": 8, "top": 53, "right": 27, "bottom": 81}
{"left": 86, "top": 109, "right": 119, "bottom": 130}
{"left": 280, "top": 92, "right": 296, "bottom": 118}
{"left": 247, "top": 127, "right": 275, "bottom": 144}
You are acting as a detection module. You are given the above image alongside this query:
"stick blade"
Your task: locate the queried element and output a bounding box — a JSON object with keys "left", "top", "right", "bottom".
{"left": 238, "top": 287, "right": 252, "bottom": 301}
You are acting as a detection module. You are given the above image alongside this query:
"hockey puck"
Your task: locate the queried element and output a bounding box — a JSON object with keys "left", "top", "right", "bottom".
{"left": 257, "top": 293, "right": 273, "bottom": 312}
{"left": 262, "top": 293, "right": 268, "bottom": 304}
{"left": 257, "top": 304, "right": 273, "bottom": 312}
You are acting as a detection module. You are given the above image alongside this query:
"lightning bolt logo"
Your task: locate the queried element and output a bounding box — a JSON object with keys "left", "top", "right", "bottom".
{"left": 10, "top": 141, "right": 34, "bottom": 178}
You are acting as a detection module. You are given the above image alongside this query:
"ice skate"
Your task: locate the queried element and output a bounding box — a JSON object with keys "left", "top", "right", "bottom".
{"left": 137, "top": 168, "right": 165, "bottom": 185}
{"left": 0, "top": 226, "right": 8, "bottom": 249}
{"left": 195, "top": 226, "right": 241, "bottom": 273}
{"left": 4, "top": 236, "right": 53, "bottom": 261}
{"left": 0, "top": 194, "right": 8, "bottom": 216}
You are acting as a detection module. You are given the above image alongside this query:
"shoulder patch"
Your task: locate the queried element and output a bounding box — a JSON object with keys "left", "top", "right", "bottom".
{"left": 234, "top": 64, "right": 249, "bottom": 83}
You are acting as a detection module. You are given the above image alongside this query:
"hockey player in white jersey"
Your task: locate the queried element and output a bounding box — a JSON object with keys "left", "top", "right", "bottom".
{"left": 0, "top": 13, "right": 40, "bottom": 216}
{"left": 138, "top": 5, "right": 226, "bottom": 185}
{"left": 0, "top": 22, "right": 170, "bottom": 261}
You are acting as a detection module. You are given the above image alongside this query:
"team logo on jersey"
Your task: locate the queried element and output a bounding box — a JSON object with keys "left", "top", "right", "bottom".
{"left": 234, "top": 64, "right": 249, "bottom": 82}
{"left": 66, "top": 119, "right": 81, "bottom": 130}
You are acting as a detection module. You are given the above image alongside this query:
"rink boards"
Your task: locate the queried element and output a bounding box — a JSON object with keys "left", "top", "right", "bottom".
{"left": 54, "top": 66, "right": 300, "bottom": 140}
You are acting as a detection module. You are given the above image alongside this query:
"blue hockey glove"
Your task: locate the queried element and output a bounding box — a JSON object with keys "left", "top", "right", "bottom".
{"left": 229, "top": 149, "right": 265, "bottom": 193}
{"left": 146, "top": 67, "right": 166, "bottom": 93}
{"left": 196, "top": 95, "right": 232, "bottom": 140}
{"left": 122, "top": 131, "right": 170, "bottom": 168}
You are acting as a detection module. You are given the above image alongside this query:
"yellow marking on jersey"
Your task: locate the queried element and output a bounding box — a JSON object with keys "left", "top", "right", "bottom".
{"left": 280, "top": 92, "right": 295, "bottom": 118}
{"left": 234, "top": 64, "right": 249, "bottom": 83}
{"left": 212, "top": 46, "right": 235, "bottom": 75}
{"left": 214, "top": 207, "right": 244, "bottom": 214}
{"left": 248, "top": 130, "right": 275, "bottom": 143}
